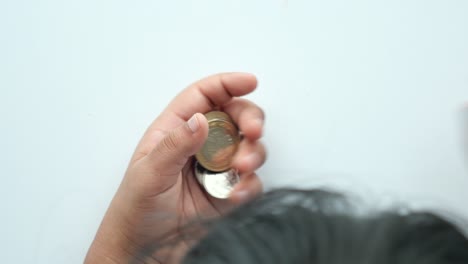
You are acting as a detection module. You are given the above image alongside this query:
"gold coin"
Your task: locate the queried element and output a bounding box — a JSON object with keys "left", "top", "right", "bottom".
{"left": 195, "top": 111, "right": 240, "bottom": 172}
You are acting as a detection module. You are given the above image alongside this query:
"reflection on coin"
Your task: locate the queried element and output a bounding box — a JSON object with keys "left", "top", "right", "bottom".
{"left": 195, "top": 111, "right": 240, "bottom": 172}
{"left": 194, "top": 162, "right": 240, "bottom": 199}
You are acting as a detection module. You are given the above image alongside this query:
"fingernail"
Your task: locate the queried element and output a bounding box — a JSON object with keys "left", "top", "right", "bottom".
{"left": 243, "top": 153, "right": 261, "bottom": 168}
{"left": 254, "top": 118, "right": 264, "bottom": 135}
{"left": 233, "top": 189, "right": 250, "bottom": 203}
{"left": 187, "top": 114, "right": 200, "bottom": 133}
{"left": 254, "top": 118, "right": 263, "bottom": 127}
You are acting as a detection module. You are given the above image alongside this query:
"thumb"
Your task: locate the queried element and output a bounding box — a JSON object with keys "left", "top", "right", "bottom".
{"left": 145, "top": 113, "right": 208, "bottom": 178}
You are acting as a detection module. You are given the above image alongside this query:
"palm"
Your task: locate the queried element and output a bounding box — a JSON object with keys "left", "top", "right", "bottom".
{"left": 136, "top": 158, "right": 232, "bottom": 234}
{"left": 180, "top": 160, "right": 235, "bottom": 216}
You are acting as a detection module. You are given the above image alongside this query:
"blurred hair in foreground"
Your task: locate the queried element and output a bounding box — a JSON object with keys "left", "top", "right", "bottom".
{"left": 139, "top": 189, "right": 468, "bottom": 264}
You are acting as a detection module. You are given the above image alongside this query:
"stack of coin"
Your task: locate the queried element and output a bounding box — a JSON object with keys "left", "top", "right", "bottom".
{"left": 194, "top": 111, "right": 241, "bottom": 199}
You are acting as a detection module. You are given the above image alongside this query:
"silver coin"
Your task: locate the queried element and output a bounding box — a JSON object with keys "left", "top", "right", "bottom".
{"left": 194, "top": 162, "right": 240, "bottom": 199}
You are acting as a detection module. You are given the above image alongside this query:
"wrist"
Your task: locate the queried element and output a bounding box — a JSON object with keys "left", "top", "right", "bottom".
{"left": 85, "top": 202, "right": 143, "bottom": 264}
{"left": 85, "top": 223, "right": 141, "bottom": 264}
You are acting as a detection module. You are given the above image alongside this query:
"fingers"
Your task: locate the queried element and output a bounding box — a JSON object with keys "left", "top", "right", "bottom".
{"left": 223, "top": 98, "right": 265, "bottom": 141}
{"left": 229, "top": 172, "right": 263, "bottom": 204}
{"left": 165, "top": 72, "right": 258, "bottom": 122}
{"left": 141, "top": 113, "right": 208, "bottom": 188}
{"left": 133, "top": 73, "right": 257, "bottom": 161}
{"left": 220, "top": 97, "right": 267, "bottom": 174}
{"left": 231, "top": 140, "right": 267, "bottom": 174}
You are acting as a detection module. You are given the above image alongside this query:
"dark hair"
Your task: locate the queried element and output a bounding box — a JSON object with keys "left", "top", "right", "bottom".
{"left": 182, "top": 189, "right": 468, "bottom": 264}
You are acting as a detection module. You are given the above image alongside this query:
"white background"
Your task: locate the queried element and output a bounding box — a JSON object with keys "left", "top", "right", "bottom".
{"left": 1, "top": 0, "right": 468, "bottom": 263}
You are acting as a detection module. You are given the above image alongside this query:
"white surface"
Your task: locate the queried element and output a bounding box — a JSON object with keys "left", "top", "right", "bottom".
{"left": 1, "top": 0, "right": 468, "bottom": 263}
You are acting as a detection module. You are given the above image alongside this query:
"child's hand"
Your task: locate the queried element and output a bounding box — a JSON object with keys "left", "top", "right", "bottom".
{"left": 85, "top": 73, "right": 266, "bottom": 263}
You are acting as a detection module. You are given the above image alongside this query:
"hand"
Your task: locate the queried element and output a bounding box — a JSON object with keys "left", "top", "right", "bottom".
{"left": 85, "top": 73, "right": 266, "bottom": 264}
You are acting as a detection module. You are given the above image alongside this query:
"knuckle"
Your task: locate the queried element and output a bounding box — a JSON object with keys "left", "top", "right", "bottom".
{"left": 247, "top": 104, "right": 265, "bottom": 120}
{"left": 255, "top": 142, "right": 267, "bottom": 162}
{"left": 159, "top": 132, "right": 180, "bottom": 153}
{"left": 244, "top": 102, "right": 265, "bottom": 120}
{"left": 257, "top": 107, "right": 265, "bottom": 120}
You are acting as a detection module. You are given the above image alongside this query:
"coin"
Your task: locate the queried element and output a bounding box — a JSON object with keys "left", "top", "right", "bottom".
{"left": 194, "top": 162, "right": 240, "bottom": 199}
{"left": 195, "top": 111, "right": 240, "bottom": 172}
